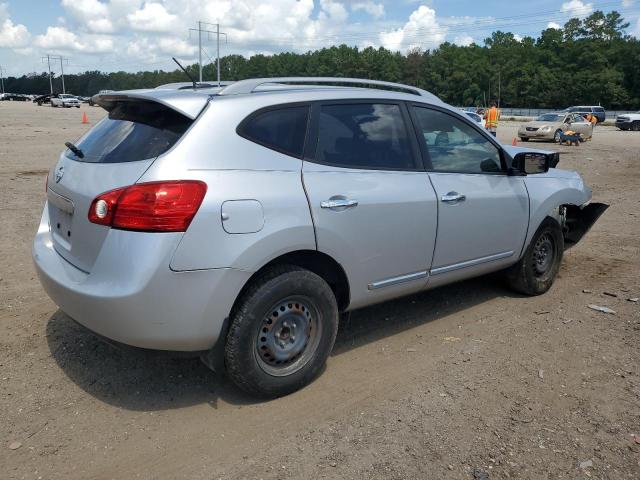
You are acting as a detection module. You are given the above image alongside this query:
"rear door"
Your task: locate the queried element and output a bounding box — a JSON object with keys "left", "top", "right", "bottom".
{"left": 409, "top": 104, "right": 529, "bottom": 287}
{"left": 302, "top": 101, "right": 438, "bottom": 309}
{"left": 46, "top": 99, "right": 196, "bottom": 272}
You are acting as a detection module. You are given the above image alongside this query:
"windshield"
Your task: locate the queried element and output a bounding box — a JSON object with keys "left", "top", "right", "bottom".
{"left": 537, "top": 114, "right": 564, "bottom": 122}
{"left": 65, "top": 100, "right": 192, "bottom": 163}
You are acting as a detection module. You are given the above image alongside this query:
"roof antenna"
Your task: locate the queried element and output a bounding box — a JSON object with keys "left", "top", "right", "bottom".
{"left": 172, "top": 57, "right": 196, "bottom": 89}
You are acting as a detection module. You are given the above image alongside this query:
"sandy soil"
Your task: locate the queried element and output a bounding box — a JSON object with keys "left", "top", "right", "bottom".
{"left": 1, "top": 100, "right": 639, "bottom": 480}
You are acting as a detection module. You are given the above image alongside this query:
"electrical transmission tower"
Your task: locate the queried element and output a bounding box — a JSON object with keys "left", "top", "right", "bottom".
{"left": 189, "top": 21, "right": 227, "bottom": 86}
{"left": 42, "top": 54, "right": 69, "bottom": 94}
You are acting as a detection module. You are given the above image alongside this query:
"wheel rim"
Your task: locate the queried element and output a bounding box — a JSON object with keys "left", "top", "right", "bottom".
{"left": 532, "top": 233, "right": 555, "bottom": 276}
{"left": 255, "top": 296, "right": 321, "bottom": 377}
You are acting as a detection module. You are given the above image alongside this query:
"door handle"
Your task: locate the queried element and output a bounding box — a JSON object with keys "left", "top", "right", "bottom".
{"left": 320, "top": 199, "right": 358, "bottom": 209}
{"left": 441, "top": 192, "right": 466, "bottom": 203}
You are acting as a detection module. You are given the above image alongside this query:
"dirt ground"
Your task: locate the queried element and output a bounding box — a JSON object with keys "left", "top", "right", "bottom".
{"left": 1, "top": 100, "right": 639, "bottom": 480}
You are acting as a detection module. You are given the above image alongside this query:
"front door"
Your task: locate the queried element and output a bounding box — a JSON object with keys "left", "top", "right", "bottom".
{"left": 409, "top": 105, "right": 529, "bottom": 287}
{"left": 302, "top": 101, "right": 438, "bottom": 309}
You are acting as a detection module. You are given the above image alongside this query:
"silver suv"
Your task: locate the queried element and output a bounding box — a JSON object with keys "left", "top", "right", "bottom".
{"left": 33, "top": 78, "right": 607, "bottom": 397}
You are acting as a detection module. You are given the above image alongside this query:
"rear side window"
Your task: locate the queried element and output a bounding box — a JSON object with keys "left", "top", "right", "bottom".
{"left": 594, "top": 107, "right": 605, "bottom": 112}
{"left": 67, "top": 100, "right": 192, "bottom": 163}
{"left": 315, "top": 103, "right": 415, "bottom": 170}
{"left": 239, "top": 106, "right": 308, "bottom": 158}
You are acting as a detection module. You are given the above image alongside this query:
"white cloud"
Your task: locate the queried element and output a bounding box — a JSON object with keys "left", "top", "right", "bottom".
{"left": 547, "top": 22, "right": 562, "bottom": 29}
{"left": 127, "top": 2, "right": 178, "bottom": 33}
{"left": 34, "top": 26, "right": 113, "bottom": 53}
{"left": 61, "top": 0, "right": 115, "bottom": 33}
{"left": 560, "top": 0, "right": 593, "bottom": 18}
{"left": 622, "top": 0, "right": 634, "bottom": 7}
{"left": 379, "top": 5, "right": 446, "bottom": 52}
{"left": 454, "top": 34, "right": 474, "bottom": 46}
{"left": 0, "top": 3, "right": 30, "bottom": 48}
{"left": 352, "top": 2, "right": 385, "bottom": 18}
{"left": 633, "top": 17, "right": 640, "bottom": 37}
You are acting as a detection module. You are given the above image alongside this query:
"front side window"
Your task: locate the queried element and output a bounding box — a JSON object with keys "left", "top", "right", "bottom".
{"left": 315, "top": 103, "right": 415, "bottom": 170}
{"left": 412, "top": 107, "right": 503, "bottom": 173}
{"left": 239, "top": 106, "right": 308, "bottom": 158}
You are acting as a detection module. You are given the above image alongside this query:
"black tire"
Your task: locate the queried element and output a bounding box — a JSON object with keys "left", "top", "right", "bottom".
{"left": 633, "top": 121, "right": 640, "bottom": 132}
{"left": 519, "top": 137, "right": 529, "bottom": 142}
{"left": 225, "top": 265, "right": 339, "bottom": 398}
{"left": 506, "top": 218, "right": 564, "bottom": 296}
{"left": 553, "top": 129, "right": 562, "bottom": 143}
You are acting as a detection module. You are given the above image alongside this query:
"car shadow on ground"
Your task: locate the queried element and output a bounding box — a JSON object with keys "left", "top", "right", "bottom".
{"left": 46, "top": 274, "right": 521, "bottom": 411}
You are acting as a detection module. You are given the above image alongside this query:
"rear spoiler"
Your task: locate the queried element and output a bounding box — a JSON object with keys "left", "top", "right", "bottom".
{"left": 91, "top": 89, "right": 210, "bottom": 119}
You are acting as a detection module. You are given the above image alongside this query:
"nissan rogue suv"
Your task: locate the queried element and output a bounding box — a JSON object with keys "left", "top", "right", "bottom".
{"left": 33, "top": 78, "right": 607, "bottom": 398}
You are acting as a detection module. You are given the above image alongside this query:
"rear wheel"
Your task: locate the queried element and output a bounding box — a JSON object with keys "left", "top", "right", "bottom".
{"left": 224, "top": 265, "right": 339, "bottom": 398}
{"left": 506, "top": 218, "right": 564, "bottom": 296}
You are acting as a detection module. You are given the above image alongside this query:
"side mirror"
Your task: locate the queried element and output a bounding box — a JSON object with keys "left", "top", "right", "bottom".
{"left": 512, "top": 152, "right": 551, "bottom": 174}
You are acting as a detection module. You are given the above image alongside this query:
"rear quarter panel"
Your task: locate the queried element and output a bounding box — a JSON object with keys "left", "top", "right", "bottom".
{"left": 139, "top": 99, "right": 317, "bottom": 272}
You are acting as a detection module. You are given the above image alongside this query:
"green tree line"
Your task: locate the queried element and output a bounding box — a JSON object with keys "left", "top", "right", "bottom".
{"left": 3, "top": 10, "right": 640, "bottom": 109}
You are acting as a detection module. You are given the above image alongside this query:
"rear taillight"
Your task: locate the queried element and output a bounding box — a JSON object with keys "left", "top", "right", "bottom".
{"left": 88, "top": 181, "right": 207, "bottom": 232}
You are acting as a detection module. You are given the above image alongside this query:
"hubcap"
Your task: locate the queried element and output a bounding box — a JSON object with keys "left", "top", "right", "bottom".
{"left": 255, "top": 297, "right": 321, "bottom": 376}
{"left": 532, "top": 233, "right": 555, "bottom": 276}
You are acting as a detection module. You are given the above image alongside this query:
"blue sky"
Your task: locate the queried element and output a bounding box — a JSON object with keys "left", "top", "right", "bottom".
{"left": 1, "top": 0, "right": 639, "bottom": 77}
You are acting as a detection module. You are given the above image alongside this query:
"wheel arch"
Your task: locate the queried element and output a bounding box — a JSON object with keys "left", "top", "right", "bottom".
{"left": 233, "top": 249, "right": 351, "bottom": 314}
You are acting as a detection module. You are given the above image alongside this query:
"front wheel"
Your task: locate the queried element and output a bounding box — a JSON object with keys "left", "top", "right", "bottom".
{"left": 506, "top": 218, "right": 564, "bottom": 296}
{"left": 519, "top": 137, "right": 529, "bottom": 142}
{"left": 553, "top": 129, "right": 562, "bottom": 143}
{"left": 633, "top": 121, "right": 640, "bottom": 132}
{"left": 224, "top": 265, "right": 339, "bottom": 398}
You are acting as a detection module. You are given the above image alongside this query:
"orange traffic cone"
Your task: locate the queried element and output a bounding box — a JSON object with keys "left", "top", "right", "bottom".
{"left": 512, "top": 137, "right": 517, "bottom": 146}
{"left": 82, "top": 112, "right": 88, "bottom": 124}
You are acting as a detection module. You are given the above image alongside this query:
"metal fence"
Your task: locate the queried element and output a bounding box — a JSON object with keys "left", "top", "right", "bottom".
{"left": 498, "top": 107, "right": 637, "bottom": 120}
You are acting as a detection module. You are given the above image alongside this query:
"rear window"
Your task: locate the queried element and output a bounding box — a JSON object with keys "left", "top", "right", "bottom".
{"left": 66, "top": 100, "right": 192, "bottom": 163}
{"left": 238, "top": 106, "right": 309, "bottom": 158}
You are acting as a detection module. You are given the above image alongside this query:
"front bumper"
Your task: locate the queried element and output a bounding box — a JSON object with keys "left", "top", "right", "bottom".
{"left": 33, "top": 204, "right": 251, "bottom": 351}
{"left": 518, "top": 129, "right": 554, "bottom": 140}
{"left": 615, "top": 121, "right": 633, "bottom": 129}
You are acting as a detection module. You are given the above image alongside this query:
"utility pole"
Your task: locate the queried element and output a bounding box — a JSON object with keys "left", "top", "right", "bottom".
{"left": 42, "top": 54, "right": 68, "bottom": 94}
{"left": 0, "top": 65, "right": 5, "bottom": 95}
{"left": 59, "top": 56, "right": 66, "bottom": 94}
{"left": 42, "top": 55, "right": 53, "bottom": 94}
{"left": 189, "top": 21, "right": 227, "bottom": 86}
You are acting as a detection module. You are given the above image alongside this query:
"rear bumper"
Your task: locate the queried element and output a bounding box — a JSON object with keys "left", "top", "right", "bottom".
{"left": 33, "top": 205, "right": 251, "bottom": 351}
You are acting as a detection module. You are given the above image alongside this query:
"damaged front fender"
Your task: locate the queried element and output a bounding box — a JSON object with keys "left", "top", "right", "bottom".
{"left": 562, "top": 203, "right": 609, "bottom": 248}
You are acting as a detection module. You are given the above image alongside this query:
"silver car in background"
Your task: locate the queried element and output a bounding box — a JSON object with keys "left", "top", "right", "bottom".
{"left": 518, "top": 112, "right": 593, "bottom": 142}
{"left": 33, "top": 78, "right": 607, "bottom": 398}
{"left": 50, "top": 94, "right": 81, "bottom": 108}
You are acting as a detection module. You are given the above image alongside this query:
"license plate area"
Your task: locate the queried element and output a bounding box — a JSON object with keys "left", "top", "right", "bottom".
{"left": 47, "top": 190, "right": 75, "bottom": 250}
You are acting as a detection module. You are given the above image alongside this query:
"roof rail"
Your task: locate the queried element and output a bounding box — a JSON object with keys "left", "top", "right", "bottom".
{"left": 218, "top": 77, "right": 438, "bottom": 99}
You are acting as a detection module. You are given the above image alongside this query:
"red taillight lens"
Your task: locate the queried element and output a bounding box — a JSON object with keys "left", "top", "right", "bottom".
{"left": 88, "top": 181, "right": 207, "bottom": 232}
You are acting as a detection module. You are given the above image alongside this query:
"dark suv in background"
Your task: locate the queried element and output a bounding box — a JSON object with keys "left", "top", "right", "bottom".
{"left": 563, "top": 106, "right": 606, "bottom": 123}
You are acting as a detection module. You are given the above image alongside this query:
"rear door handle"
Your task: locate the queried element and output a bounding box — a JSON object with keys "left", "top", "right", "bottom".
{"left": 320, "top": 199, "right": 358, "bottom": 210}
{"left": 441, "top": 192, "right": 466, "bottom": 203}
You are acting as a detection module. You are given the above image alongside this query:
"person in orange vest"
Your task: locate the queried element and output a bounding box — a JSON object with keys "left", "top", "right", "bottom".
{"left": 484, "top": 101, "right": 500, "bottom": 137}
{"left": 585, "top": 113, "right": 598, "bottom": 126}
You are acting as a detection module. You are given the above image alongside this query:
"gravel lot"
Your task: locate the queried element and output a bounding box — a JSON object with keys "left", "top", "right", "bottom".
{"left": 1, "top": 100, "right": 639, "bottom": 479}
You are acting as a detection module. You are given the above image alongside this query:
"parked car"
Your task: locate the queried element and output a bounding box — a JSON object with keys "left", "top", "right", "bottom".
{"left": 0, "top": 92, "right": 29, "bottom": 101}
{"left": 463, "top": 110, "right": 484, "bottom": 128}
{"left": 518, "top": 112, "right": 593, "bottom": 143}
{"left": 33, "top": 94, "right": 52, "bottom": 106}
{"left": 563, "top": 105, "right": 606, "bottom": 123}
{"left": 50, "top": 94, "right": 81, "bottom": 108}
{"left": 615, "top": 112, "right": 640, "bottom": 131}
{"left": 34, "top": 77, "right": 607, "bottom": 398}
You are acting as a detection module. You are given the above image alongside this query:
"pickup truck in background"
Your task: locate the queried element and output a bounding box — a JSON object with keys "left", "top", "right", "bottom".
{"left": 615, "top": 112, "right": 640, "bottom": 131}
{"left": 50, "top": 94, "right": 81, "bottom": 108}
